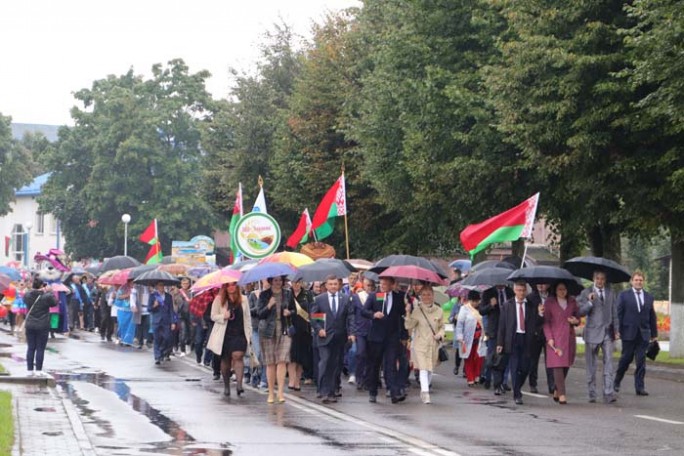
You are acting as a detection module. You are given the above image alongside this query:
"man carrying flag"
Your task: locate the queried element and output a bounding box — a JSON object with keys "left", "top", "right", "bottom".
{"left": 139, "top": 219, "right": 162, "bottom": 264}
{"left": 460, "top": 193, "right": 540, "bottom": 258}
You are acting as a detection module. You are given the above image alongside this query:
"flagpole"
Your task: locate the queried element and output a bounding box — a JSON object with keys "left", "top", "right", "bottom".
{"left": 342, "top": 165, "right": 350, "bottom": 259}
{"left": 520, "top": 239, "right": 529, "bottom": 268}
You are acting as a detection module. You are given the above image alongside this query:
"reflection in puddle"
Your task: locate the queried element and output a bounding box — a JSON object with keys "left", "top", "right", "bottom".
{"left": 53, "top": 372, "right": 232, "bottom": 455}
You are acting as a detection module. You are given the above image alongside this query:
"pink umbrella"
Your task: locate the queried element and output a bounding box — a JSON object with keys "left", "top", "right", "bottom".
{"left": 379, "top": 265, "right": 446, "bottom": 285}
{"left": 191, "top": 267, "right": 242, "bottom": 293}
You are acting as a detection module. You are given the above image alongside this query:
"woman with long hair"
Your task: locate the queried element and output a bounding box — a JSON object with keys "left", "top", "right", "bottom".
{"left": 257, "top": 276, "right": 295, "bottom": 404}
{"left": 211, "top": 282, "right": 252, "bottom": 397}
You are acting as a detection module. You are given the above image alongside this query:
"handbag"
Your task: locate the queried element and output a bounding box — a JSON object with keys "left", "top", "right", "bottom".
{"left": 18, "top": 293, "right": 42, "bottom": 343}
{"left": 646, "top": 340, "right": 660, "bottom": 361}
{"left": 206, "top": 321, "right": 226, "bottom": 356}
{"left": 418, "top": 304, "right": 449, "bottom": 362}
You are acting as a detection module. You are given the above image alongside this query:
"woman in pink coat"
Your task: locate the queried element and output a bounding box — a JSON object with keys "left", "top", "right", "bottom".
{"left": 543, "top": 281, "right": 581, "bottom": 404}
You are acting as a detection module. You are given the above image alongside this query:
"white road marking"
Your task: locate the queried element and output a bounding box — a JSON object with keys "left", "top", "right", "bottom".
{"left": 522, "top": 391, "right": 548, "bottom": 399}
{"left": 634, "top": 415, "right": 684, "bottom": 425}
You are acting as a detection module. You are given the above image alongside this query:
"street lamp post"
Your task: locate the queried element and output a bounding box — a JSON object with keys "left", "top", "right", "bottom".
{"left": 24, "top": 221, "right": 33, "bottom": 268}
{"left": 121, "top": 214, "right": 131, "bottom": 256}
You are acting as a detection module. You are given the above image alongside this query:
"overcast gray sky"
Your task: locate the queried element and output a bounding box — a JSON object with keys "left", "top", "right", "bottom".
{"left": 0, "top": 0, "right": 360, "bottom": 126}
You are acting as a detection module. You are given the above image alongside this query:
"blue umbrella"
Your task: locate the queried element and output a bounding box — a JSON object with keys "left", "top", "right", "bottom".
{"left": 238, "top": 263, "right": 295, "bottom": 286}
{"left": 0, "top": 266, "right": 21, "bottom": 281}
{"left": 448, "top": 259, "right": 472, "bottom": 272}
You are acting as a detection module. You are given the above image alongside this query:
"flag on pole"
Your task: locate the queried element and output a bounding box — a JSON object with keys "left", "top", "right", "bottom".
{"left": 139, "top": 219, "right": 163, "bottom": 264}
{"left": 229, "top": 183, "right": 244, "bottom": 264}
{"left": 286, "top": 209, "right": 312, "bottom": 249}
{"left": 459, "top": 193, "right": 540, "bottom": 257}
{"left": 252, "top": 177, "right": 267, "bottom": 214}
{"left": 303, "top": 175, "right": 346, "bottom": 242}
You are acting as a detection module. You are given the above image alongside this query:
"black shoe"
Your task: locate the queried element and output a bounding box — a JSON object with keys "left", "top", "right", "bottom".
{"left": 503, "top": 384, "right": 511, "bottom": 392}
{"left": 613, "top": 382, "right": 620, "bottom": 393}
{"left": 334, "top": 390, "right": 342, "bottom": 398}
{"left": 530, "top": 386, "right": 539, "bottom": 394}
{"left": 322, "top": 396, "right": 337, "bottom": 404}
{"left": 514, "top": 397, "right": 523, "bottom": 405}
{"left": 453, "top": 367, "right": 459, "bottom": 376}
{"left": 369, "top": 395, "right": 377, "bottom": 403}
{"left": 237, "top": 388, "right": 244, "bottom": 397}
{"left": 603, "top": 395, "right": 617, "bottom": 403}
{"left": 213, "top": 373, "right": 220, "bottom": 381}
{"left": 391, "top": 394, "right": 406, "bottom": 404}
{"left": 484, "top": 381, "right": 491, "bottom": 390}
{"left": 137, "top": 345, "right": 143, "bottom": 350}
{"left": 636, "top": 390, "right": 649, "bottom": 396}
{"left": 494, "top": 387, "right": 503, "bottom": 396}
{"left": 589, "top": 398, "right": 596, "bottom": 403}
{"left": 155, "top": 360, "right": 160, "bottom": 365}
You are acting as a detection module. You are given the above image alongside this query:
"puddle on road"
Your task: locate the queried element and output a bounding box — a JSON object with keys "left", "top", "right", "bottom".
{"left": 53, "top": 371, "right": 232, "bottom": 455}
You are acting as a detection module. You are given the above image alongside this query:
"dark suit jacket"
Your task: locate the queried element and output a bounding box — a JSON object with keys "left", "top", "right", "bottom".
{"left": 361, "top": 290, "right": 406, "bottom": 343}
{"left": 496, "top": 297, "right": 544, "bottom": 355}
{"left": 479, "top": 287, "right": 513, "bottom": 338}
{"left": 617, "top": 289, "right": 657, "bottom": 342}
{"left": 311, "top": 292, "right": 355, "bottom": 347}
{"left": 525, "top": 291, "right": 550, "bottom": 342}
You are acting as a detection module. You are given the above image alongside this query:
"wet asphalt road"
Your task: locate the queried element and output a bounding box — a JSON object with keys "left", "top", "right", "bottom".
{"left": 9, "top": 332, "right": 684, "bottom": 456}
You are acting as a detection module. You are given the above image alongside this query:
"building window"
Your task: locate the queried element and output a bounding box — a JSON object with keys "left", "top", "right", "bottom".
{"left": 36, "top": 212, "right": 45, "bottom": 235}
{"left": 11, "top": 224, "right": 25, "bottom": 262}
{"left": 49, "top": 215, "right": 58, "bottom": 235}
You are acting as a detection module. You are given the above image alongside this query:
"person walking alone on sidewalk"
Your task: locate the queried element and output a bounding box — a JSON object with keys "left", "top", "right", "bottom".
{"left": 23, "top": 278, "right": 57, "bottom": 377}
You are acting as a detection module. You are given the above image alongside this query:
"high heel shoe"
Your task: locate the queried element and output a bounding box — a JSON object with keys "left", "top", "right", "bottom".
{"left": 559, "top": 395, "right": 567, "bottom": 405}
{"left": 236, "top": 387, "right": 244, "bottom": 396}
{"left": 552, "top": 389, "right": 559, "bottom": 402}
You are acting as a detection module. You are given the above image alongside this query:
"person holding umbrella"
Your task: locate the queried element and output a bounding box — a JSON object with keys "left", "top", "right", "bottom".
{"left": 578, "top": 270, "right": 620, "bottom": 403}
{"left": 543, "top": 281, "right": 581, "bottom": 404}
{"left": 149, "top": 282, "right": 177, "bottom": 365}
{"left": 405, "top": 285, "right": 445, "bottom": 403}
{"left": 526, "top": 283, "right": 555, "bottom": 395}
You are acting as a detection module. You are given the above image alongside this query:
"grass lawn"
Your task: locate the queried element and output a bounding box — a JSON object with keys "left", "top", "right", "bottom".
{"left": 576, "top": 343, "right": 684, "bottom": 366}
{"left": 0, "top": 391, "right": 13, "bottom": 455}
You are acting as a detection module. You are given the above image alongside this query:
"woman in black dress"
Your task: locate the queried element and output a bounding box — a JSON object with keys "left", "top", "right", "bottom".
{"left": 211, "top": 283, "right": 252, "bottom": 397}
{"left": 288, "top": 279, "right": 314, "bottom": 390}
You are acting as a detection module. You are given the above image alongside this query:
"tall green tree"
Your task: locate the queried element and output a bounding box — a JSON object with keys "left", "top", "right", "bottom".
{"left": 0, "top": 113, "right": 34, "bottom": 215}
{"left": 39, "top": 60, "right": 216, "bottom": 259}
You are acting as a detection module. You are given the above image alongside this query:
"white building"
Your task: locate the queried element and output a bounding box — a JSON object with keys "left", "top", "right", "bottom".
{"left": 0, "top": 173, "right": 65, "bottom": 268}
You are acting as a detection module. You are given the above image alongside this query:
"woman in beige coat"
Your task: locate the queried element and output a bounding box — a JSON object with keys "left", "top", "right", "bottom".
{"left": 209, "top": 282, "right": 252, "bottom": 397}
{"left": 405, "top": 285, "right": 445, "bottom": 404}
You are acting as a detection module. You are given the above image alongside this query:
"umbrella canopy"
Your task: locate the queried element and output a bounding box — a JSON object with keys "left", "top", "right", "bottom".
{"left": 187, "top": 264, "right": 218, "bottom": 279}
{"left": 563, "top": 256, "right": 631, "bottom": 283}
{"left": 238, "top": 263, "right": 295, "bottom": 286}
{"left": 105, "top": 268, "right": 134, "bottom": 286}
{"left": 292, "top": 259, "right": 355, "bottom": 283}
{"left": 191, "top": 268, "right": 242, "bottom": 293}
{"left": 379, "top": 265, "right": 446, "bottom": 285}
{"left": 0, "top": 266, "right": 21, "bottom": 281}
{"left": 471, "top": 260, "right": 517, "bottom": 272}
{"left": 100, "top": 256, "right": 141, "bottom": 273}
{"left": 85, "top": 265, "right": 102, "bottom": 276}
{"left": 369, "top": 255, "right": 448, "bottom": 279}
{"left": 134, "top": 270, "right": 180, "bottom": 287}
{"left": 227, "top": 259, "right": 259, "bottom": 272}
{"left": 97, "top": 269, "right": 120, "bottom": 286}
{"left": 432, "top": 286, "right": 450, "bottom": 305}
{"left": 259, "top": 252, "right": 314, "bottom": 268}
{"left": 448, "top": 259, "right": 472, "bottom": 273}
{"left": 347, "top": 259, "right": 374, "bottom": 271}
{"left": 0, "top": 273, "right": 12, "bottom": 292}
{"left": 128, "top": 264, "right": 159, "bottom": 280}
{"left": 446, "top": 282, "right": 489, "bottom": 299}
{"left": 507, "top": 266, "right": 577, "bottom": 284}
{"left": 502, "top": 255, "right": 531, "bottom": 269}
{"left": 461, "top": 267, "right": 513, "bottom": 288}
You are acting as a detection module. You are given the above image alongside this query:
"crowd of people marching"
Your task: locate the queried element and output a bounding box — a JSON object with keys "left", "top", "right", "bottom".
{"left": 2, "top": 263, "right": 657, "bottom": 407}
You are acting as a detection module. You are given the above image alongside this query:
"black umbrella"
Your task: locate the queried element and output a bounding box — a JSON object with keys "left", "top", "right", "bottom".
{"left": 563, "top": 256, "right": 631, "bottom": 283}
{"left": 471, "top": 260, "right": 517, "bottom": 272}
{"left": 292, "top": 259, "right": 356, "bottom": 282}
{"left": 369, "top": 255, "right": 448, "bottom": 279}
{"left": 100, "top": 255, "right": 141, "bottom": 273}
{"left": 507, "top": 266, "right": 584, "bottom": 296}
{"left": 129, "top": 264, "right": 159, "bottom": 280}
{"left": 502, "top": 255, "right": 532, "bottom": 269}
{"left": 133, "top": 270, "right": 180, "bottom": 287}
{"left": 461, "top": 267, "right": 513, "bottom": 288}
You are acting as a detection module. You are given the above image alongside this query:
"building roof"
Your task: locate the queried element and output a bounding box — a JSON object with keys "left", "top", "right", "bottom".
{"left": 16, "top": 173, "right": 50, "bottom": 197}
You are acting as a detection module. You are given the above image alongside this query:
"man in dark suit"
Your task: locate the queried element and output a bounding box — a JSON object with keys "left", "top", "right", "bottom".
{"left": 526, "top": 283, "right": 555, "bottom": 394}
{"left": 311, "top": 275, "right": 355, "bottom": 404}
{"left": 614, "top": 271, "right": 658, "bottom": 396}
{"left": 361, "top": 276, "right": 406, "bottom": 403}
{"left": 480, "top": 284, "right": 513, "bottom": 393}
{"left": 497, "top": 281, "right": 545, "bottom": 405}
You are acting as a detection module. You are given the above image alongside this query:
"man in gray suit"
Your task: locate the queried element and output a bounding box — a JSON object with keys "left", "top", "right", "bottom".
{"left": 578, "top": 270, "right": 620, "bottom": 403}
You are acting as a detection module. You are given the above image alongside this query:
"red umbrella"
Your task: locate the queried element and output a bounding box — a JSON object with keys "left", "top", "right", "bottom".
{"left": 99, "top": 268, "right": 133, "bottom": 286}
{"left": 379, "top": 265, "right": 446, "bottom": 285}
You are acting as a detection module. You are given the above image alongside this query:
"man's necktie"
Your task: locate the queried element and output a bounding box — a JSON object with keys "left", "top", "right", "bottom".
{"left": 599, "top": 289, "right": 604, "bottom": 303}
{"left": 518, "top": 301, "right": 525, "bottom": 332}
{"left": 636, "top": 291, "right": 642, "bottom": 313}
{"left": 331, "top": 294, "right": 337, "bottom": 316}
{"left": 499, "top": 289, "right": 505, "bottom": 304}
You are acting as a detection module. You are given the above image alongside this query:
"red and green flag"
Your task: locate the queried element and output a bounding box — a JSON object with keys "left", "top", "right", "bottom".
{"left": 229, "top": 184, "right": 243, "bottom": 264}
{"left": 139, "top": 219, "right": 162, "bottom": 264}
{"left": 311, "top": 312, "right": 326, "bottom": 324}
{"left": 376, "top": 292, "right": 386, "bottom": 303}
{"left": 286, "top": 208, "right": 312, "bottom": 249}
{"left": 460, "top": 193, "right": 540, "bottom": 257}
{"left": 303, "top": 174, "right": 346, "bottom": 243}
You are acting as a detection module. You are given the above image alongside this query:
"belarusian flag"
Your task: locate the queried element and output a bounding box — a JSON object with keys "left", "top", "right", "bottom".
{"left": 460, "top": 193, "right": 540, "bottom": 257}
{"left": 229, "top": 184, "right": 243, "bottom": 263}
{"left": 304, "top": 175, "right": 346, "bottom": 242}
{"left": 285, "top": 209, "right": 312, "bottom": 249}
{"left": 139, "top": 219, "right": 162, "bottom": 264}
